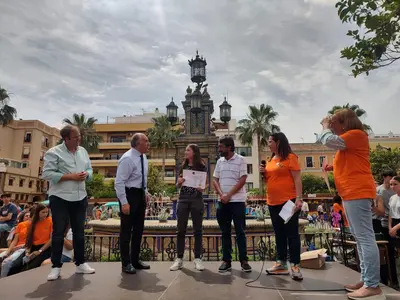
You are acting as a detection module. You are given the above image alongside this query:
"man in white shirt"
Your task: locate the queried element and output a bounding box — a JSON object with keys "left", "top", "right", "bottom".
{"left": 115, "top": 133, "right": 150, "bottom": 274}
{"left": 42, "top": 125, "right": 95, "bottom": 281}
{"left": 213, "top": 136, "right": 251, "bottom": 273}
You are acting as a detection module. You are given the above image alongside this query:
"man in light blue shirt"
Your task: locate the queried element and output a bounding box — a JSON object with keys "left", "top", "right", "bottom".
{"left": 115, "top": 133, "right": 150, "bottom": 274}
{"left": 42, "top": 125, "right": 95, "bottom": 281}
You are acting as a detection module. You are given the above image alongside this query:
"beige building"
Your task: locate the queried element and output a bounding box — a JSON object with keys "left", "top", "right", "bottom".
{"left": 0, "top": 120, "right": 60, "bottom": 203}
{"left": 369, "top": 132, "right": 400, "bottom": 150}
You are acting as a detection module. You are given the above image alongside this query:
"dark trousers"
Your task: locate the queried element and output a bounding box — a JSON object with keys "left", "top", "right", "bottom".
{"left": 176, "top": 199, "right": 204, "bottom": 259}
{"left": 49, "top": 195, "right": 87, "bottom": 268}
{"left": 269, "top": 200, "right": 301, "bottom": 265}
{"left": 217, "top": 202, "right": 248, "bottom": 262}
{"left": 372, "top": 220, "right": 399, "bottom": 285}
{"left": 119, "top": 187, "right": 146, "bottom": 267}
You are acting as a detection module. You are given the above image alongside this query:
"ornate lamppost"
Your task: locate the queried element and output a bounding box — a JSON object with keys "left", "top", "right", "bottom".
{"left": 166, "top": 97, "right": 178, "bottom": 124}
{"left": 219, "top": 96, "right": 232, "bottom": 135}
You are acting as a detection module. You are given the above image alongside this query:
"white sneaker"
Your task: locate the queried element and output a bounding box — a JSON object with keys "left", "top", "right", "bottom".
{"left": 76, "top": 263, "right": 95, "bottom": 274}
{"left": 170, "top": 258, "right": 183, "bottom": 271}
{"left": 194, "top": 258, "right": 204, "bottom": 271}
{"left": 47, "top": 267, "right": 61, "bottom": 281}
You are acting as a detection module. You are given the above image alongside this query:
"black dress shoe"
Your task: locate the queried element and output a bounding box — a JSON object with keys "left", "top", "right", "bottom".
{"left": 122, "top": 264, "right": 136, "bottom": 274}
{"left": 133, "top": 261, "right": 150, "bottom": 270}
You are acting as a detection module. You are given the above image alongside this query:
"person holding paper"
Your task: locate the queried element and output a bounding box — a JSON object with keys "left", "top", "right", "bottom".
{"left": 318, "top": 108, "right": 383, "bottom": 300}
{"left": 213, "top": 136, "right": 252, "bottom": 273}
{"left": 260, "top": 132, "right": 303, "bottom": 280}
{"left": 170, "top": 144, "right": 208, "bottom": 272}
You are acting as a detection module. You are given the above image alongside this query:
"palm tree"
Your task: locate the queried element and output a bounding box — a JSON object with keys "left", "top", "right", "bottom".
{"left": 147, "top": 115, "right": 179, "bottom": 177}
{"left": 235, "top": 104, "right": 280, "bottom": 189}
{"left": 328, "top": 103, "right": 372, "bottom": 132}
{"left": 0, "top": 86, "right": 17, "bottom": 126}
{"left": 63, "top": 113, "right": 102, "bottom": 152}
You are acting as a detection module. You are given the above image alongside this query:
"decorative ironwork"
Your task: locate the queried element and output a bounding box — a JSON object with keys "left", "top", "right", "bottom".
{"left": 84, "top": 236, "right": 93, "bottom": 261}
{"left": 111, "top": 236, "right": 121, "bottom": 261}
{"left": 165, "top": 237, "right": 177, "bottom": 261}
{"left": 139, "top": 237, "right": 153, "bottom": 261}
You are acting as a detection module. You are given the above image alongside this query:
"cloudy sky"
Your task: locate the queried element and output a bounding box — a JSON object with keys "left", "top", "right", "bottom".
{"left": 1, "top": 0, "right": 399, "bottom": 143}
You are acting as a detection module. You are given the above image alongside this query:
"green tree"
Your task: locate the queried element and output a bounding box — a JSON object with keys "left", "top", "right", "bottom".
{"left": 301, "top": 173, "right": 335, "bottom": 194}
{"left": 328, "top": 103, "right": 372, "bottom": 132}
{"left": 63, "top": 113, "right": 102, "bottom": 152}
{"left": 0, "top": 86, "right": 17, "bottom": 126}
{"left": 147, "top": 115, "right": 179, "bottom": 176}
{"left": 235, "top": 104, "right": 280, "bottom": 188}
{"left": 370, "top": 147, "right": 400, "bottom": 182}
{"left": 85, "top": 173, "right": 116, "bottom": 199}
{"left": 336, "top": 0, "right": 400, "bottom": 77}
{"left": 147, "top": 163, "right": 166, "bottom": 195}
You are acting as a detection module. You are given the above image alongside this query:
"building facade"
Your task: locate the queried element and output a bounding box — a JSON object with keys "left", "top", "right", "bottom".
{"left": 369, "top": 131, "right": 400, "bottom": 150}
{"left": 0, "top": 120, "right": 60, "bottom": 203}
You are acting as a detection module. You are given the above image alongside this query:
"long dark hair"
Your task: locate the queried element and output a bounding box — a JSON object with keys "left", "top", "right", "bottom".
{"left": 180, "top": 144, "right": 205, "bottom": 174}
{"left": 25, "top": 204, "right": 49, "bottom": 250}
{"left": 269, "top": 132, "right": 293, "bottom": 161}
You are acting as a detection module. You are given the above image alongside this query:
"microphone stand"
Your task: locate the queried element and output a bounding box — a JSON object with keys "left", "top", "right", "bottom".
{"left": 338, "top": 210, "right": 348, "bottom": 266}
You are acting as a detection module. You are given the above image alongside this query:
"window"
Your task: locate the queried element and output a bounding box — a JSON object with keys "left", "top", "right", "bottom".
{"left": 245, "top": 182, "right": 254, "bottom": 190}
{"left": 110, "top": 136, "right": 126, "bottom": 143}
{"left": 24, "top": 132, "right": 32, "bottom": 143}
{"left": 19, "top": 179, "right": 25, "bottom": 187}
{"left": 247, "top": 164, "right": 253, "bottom": 174}
{"left": 8, "top": 177, "right": 14, "bottom": 186}
{"left": 15, "top": 194, "right": 19, "bottom": 201}
{"left": 40, "top": 151, "right": 45, "bottom": 161}
{"left": 42, "top": 136, "right": 49, "bottom": 147}
{"left": 319, "top": 156, "right": 327, "bottom": 168}
{"left": 38, "top": 167, "right": 42, "bottom": 176}
{"left": 305, "top": 156, "right": 314, "bottom": 168}
{"left": 236, "top": 147, "right": 252, "bottom": 157}
{"left": 22, "top": 147, "right": 30, "bottom": 159}
{"left": 165, "top": 170, "right": 174, "bottom": 177}
{"left": 22, "top": 162, "right": 28, "bottom": 168}
{"left": 29, "top": 180, "right": 34, "bottom": 188}
{"left": 110, "top": 153, "right": 123, "bottom": 160}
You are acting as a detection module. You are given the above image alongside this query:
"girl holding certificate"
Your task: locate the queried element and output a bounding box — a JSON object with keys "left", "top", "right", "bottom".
{"left": 170, "top": 144, "right": 208, "bottom": 271}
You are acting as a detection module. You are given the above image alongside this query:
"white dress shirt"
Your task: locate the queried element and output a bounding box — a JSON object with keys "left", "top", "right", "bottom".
{"left": 114, "top": 148, "right": 148, "bottom": 205}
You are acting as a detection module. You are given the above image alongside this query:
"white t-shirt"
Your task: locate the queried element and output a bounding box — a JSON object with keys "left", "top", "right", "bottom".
{"left": 389, "top": 194, "right": 400, "bottom": 219}
{"left": 302, "top": 201, "right": 309, "bottom": 212}
{"left": 213, "top": 153, "right": 247, "bottom": 202}
{"left": 63, "top": 228, "right": 73, "bottom": 258}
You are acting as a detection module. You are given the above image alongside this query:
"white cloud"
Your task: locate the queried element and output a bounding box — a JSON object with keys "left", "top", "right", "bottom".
{"left": 0, "top": 0, "right": 399, "bottom": 143}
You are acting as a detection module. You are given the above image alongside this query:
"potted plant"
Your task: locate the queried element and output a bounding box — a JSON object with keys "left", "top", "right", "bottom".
{"left": 158, "top": 207, "right": 170, "bottom": 223}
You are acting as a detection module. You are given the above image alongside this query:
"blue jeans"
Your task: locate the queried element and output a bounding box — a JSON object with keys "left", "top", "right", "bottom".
{"left": 0, "top": 223, "right": 12, "bottom": 233}
{"left": 216, "top": 202, "right": 248, "bottom": 262}
{"left": 343, "top": 199, "right": 380, "bottom": 288}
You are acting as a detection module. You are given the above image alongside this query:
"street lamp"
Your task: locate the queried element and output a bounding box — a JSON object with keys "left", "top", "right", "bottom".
{"left": 190, "top": 89, "right": 202, "bottom": 114}
{"left": 166, "top": 97, "right": 178, "bottom": 124}
{"left": 188, "top": 50, "right": 207, "bottom": 84}
{"left": 219, "top": 97, "right": 232, "bottom": 135}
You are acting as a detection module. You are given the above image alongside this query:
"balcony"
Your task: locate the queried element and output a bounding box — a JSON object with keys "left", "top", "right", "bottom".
{"left": 91, "top": 158, "right": 176, "bottom": 168}
{"left": 98, "top": 142, "right": 131, "bottom": 150}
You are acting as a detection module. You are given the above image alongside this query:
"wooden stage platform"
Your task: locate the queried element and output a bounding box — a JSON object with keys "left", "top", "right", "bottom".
{"left": 0, "top": 262, "right": 398, "bottom": 300}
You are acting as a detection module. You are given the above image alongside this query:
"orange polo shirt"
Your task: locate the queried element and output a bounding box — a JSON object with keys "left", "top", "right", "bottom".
{"left": 14, "top": 221, "right": 30, "bottom": 247}
{"left": 32, "top": 217, "right": 52, "bottom": 246}
{"left": 333, "top": 129, "right": 376, "bottom": 201}
{"left": 265, "top": 153, "right": 301, "bottom": 206}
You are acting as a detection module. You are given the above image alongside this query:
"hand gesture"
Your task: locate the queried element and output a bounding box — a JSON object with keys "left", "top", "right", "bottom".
{"left": 323, "top": 164, "right": 333, "bottom": 172}
{"left": 70, "top": 172, "right": 87, "bottom": 181}
{"left": 320, "top": 116, "right": 331, "bottom": 130}
{"left": 259, "top": 165, "right": 266, "bottom": 173}
{"left": 177, "top": 177, "right": 185, "bottom": 186}
{"left": 220, "top": 193, "right": 231, "bottom": 204}
{"left": 294, "top": 199, "right": 303, "bottom": 211}
{"left": 121, "top": 203, "right": 130, "bottom": 215}
{"left": 196, "top": 187, "right": 204, "bottom": 193}
{"left": 389, "top": 228, "right": 397, "bottom": 238}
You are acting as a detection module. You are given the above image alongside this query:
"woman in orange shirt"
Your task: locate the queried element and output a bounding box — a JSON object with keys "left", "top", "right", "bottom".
{"left": 260, "top": 132, "right": 303, "bottom": 281}
{"left": 332, "top": 195, "right": 349, "bottom": 227}
{"left": 319, "top": 109, "right": 383, "bottom": 300}
{"left": 8, "top": 204, "right": 52, "bottom": 275}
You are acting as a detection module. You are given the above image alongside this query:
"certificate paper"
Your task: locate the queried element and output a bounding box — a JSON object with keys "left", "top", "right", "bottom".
{"left": 182, "top": 170, "right": 207, "bottom": 189}
{"left": 279, "top": 200, "right": 295, "bottom": 224}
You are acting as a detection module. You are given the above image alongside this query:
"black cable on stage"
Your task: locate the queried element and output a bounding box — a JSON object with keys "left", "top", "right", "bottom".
{"left": 244, "top": 180, "right": 346, "bottom": 292}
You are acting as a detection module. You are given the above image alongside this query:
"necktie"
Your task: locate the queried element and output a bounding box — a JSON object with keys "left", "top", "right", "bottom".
{"left": 140, "top": 154, "right": 145, "bottom": 190}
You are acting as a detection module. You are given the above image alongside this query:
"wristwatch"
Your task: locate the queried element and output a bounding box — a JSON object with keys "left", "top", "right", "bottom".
{"left": 38, "top": 249, "right": 43, "bottom": 254}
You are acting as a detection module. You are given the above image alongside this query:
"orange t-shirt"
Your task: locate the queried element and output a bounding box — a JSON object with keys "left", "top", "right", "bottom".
{"left": 32, "top": 217, "right": 52, "bottom": 246}
{"left": 332, "top": 203, "right": 349, "bottom": 227}
{"left": 266, "top": 153, "right": 301, "bottom": 206}
{"left": 333, "top": 129, "right": 376, "bottom": 201}
{"left": 14, "top": 221, "right": 30, "bottom": 247}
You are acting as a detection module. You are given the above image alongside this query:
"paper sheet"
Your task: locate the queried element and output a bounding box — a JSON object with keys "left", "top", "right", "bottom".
{"left": 279, "top": 200, "right": 296, "bottom": 224}
{"left": 182, "top": 170, "right": 207, "bottom": 189}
